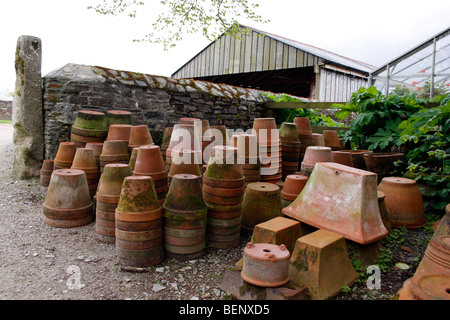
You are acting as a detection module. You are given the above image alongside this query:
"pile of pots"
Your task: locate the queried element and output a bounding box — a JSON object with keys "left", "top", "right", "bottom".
{"left": 70, "top": 110, "right": 108, "bottom": 148}
{"left": 39, "top": 159, "right": 54, "bottom": 187}
{"left": 293, "top": 117, "right": 315, "bottom": 166}
{"left": 229, "top": 133, "right": 260, "bottom": 185}
{"left": 53, "top": 142, "right": 77, "bottom": 170}
{"left": 279, "top": 122, "right": 301, "bottom": 180}
{"left": 163, "top": 174, "right": 207, "bottom": 259}
{"left": 71, "top": 148, "right": 100, "bottom": 198}
{"left": 252, "top": 118, "right": 282, "bottom": 184}
{"left": 99, "top": 140, "right": 130, "bottom": 173}
{"left": 202, "top": 146, "right": 244, "bottom": 249}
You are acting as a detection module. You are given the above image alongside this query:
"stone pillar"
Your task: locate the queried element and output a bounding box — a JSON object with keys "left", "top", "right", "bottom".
{"left": 12, "top": 35, "right": 44, "bottom": 180}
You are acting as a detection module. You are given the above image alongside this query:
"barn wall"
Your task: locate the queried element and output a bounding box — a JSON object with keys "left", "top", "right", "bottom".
{"left": 318, "top": 68, "right": 369, "bottom": 102}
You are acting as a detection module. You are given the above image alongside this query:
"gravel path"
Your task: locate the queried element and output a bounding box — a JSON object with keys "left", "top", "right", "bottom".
{"left": 0, "top": 129, "right": 248, "bottom": 300}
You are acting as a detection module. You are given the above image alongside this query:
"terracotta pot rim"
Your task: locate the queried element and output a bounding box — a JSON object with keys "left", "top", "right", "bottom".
{"left": 43, "top": 202, "right": 93, "bottom": 213}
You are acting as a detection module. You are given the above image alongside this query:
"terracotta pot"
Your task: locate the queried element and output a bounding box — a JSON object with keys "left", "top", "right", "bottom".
{"left": 96, "top": 163, "right": 132, "bottom": 204}
{"left": 168, "top": 150, "right": 202, "bottom": 179}
{"left": 301, "top": 146, "right": 333, "bottom": 169}
{"left": 322, "top": 130, "right": 344, "bottom": 150}
{"left": 252, "top": 118, "right": 279, "bottom": 146}
{"left": 128, "top": 147, "right": 139, "bottom": 173}
{"left": 99, "top": 140, "right": 130, "bottom": 171}
{"left": 211, "top": 125, "right": 228, "bottom": 145}
{"left": 281, "top": 174, "right": 308, "bottom": 201}
{"left": 166, "top": 124, "right": 200, "bottom": 159}
{"left": 377, "top": 177, "right": 427, "bottom": 229}
{"left": 40, "top": 159, "right": 54, "bottom": 187}
{"left": 71, "top": 148, "right": 98, "bottom": 173}
{"left": 241, "top": 182, "right": 283, "bottom": 231}
{"left": 128, "top": 125, "right": 154, "bottom": 150}
{"left": 133, "top": 145, "right": 167, "bottom": 179}
{"left": 85, "top": 142, "right": 103, "bottom": 165}
{"left": 230, "top": 133, "right": 259, "bottom": 160}
{"left": 332, "top": 151, "right": 354, "bottom": 167}
{"left": 204, "top": 146, "right": 244, "bottom": 182}
{"left": 54, "top": 142, "right": 77, "bottom": 169}
{"left": 72, "top": 110, "right": 107, "bottom": 131}
{"left": 161, "top": 127, "right": 173, "bottom": 150}
{"left": 293, "top": 117, "right": 312, "bottom": 135}
{"left": 364, "top": 152, "right": 404, "bottom": 177}
{"left": 241, "top": 243, "right": 290, "bottom": 287}
{"left": 43, "top": 169, "right": 94, "bottom": 228}
{"left": 377, "top": 191, "right": 393, "bottom": 234}
{"left": 312, "top": 133, "right": 325, "bottom": 146}
{"left": 106, "top": 124, "right": 132, "bottom": 143}
{"left": 116, "top": 176, "right": 162, "bottom": 214}
{"left": 336, "top": 150, "right": 372, "bottom": 170}
{"left": 105, "top": 110, "right": 133, "bottom": 126}
{"left": 279, "top": 122, "right": 300, "bottom": 144}
{"left": 163, "top": 174, "right": 206, "bottom": 212}
{"left": 282, "top": 162, "right": 388, "bottom": 245}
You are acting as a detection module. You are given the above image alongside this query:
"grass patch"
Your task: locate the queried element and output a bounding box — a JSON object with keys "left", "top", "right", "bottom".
{"left": 0, "top": 120, "right": 12, "bottom": 124}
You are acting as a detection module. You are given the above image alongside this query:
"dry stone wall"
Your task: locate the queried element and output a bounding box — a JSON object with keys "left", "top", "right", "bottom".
{"left": 0, "top": 100, "right": 12, "bottom": 120}
{"left": 42, "top": 63, "right": 305, "bottom": 160}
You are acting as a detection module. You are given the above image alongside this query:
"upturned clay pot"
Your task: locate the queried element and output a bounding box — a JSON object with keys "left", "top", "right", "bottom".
{"left": 163, "top": 174, "right": 206, "bottom": 212}
{"left": 364, "top": 152, "right": 404, "bottom": 177}
{"left": 105, "top": 110, "right": 133, "bottom": 126}
{"left": 128, "top": 125, "right": 154, "bottom": 150}
{"left": 335, "top": 150, "right": 372, "bottom": 169}
{"left": 241, "top": 182, "right": 283, "bottom": 231}
{"left": 377, "top": 177, "right": 427, "bottom": 229}
{"left": 40, "top": 159, "right": 54, "bottom": 187}
{"left": 54, "top": 142, "right": 77, "bottom": 169}
{"left": 71, "top": 148, "right": 98, "bottom": 173}
{"left": 204, "top": 146, "right": 244, "bottom": 182}
{"left": 300, "top": 146, "right": 334, "bottom": 175}
{"left": 281, "top": 174, "right": 308, "bottom": 202}
{"left": 252, "top": 118, "right": 279, "bottom": 146}
{"left": 43, "top": 169, "right": 94, "bottom": 228}
{"left": 312, "top": 133, "right": 325, "bottom": 146}
{"left": 133, "top": 145, "right": 167, "bottom": 179}
{"left": 166, "top": 124, "right": 201, "bottom": 159}
{"left": 116, "top": 176, "right": 162, "bottom": 215}
{"left": 99, "top": 140, "right": 130, "bottom": 171}
{"left": 106, "top": 124, "right": 132, "bottom": 143}
{"left": 279, "top": 122, "right": 300, "bottom": 144}
{"left": 72, "top": 110, "right": 107, "bottom": 131}
{"left": 241, "top": 242, "right": 290, "bottom": 287}
{"left": 96, "top": 163, "right": 132, "bottom": 204}
{"left": 168, "top": 150, "right": 202, "bottom": 180}
{"left": 85, "top": 142, "right": 103, "bottom": 167}
{"left": 293, "top": 117, "right": 312, "bottom": 135}
{"left": 322, "top": 130, "right": 344, "bottom": 150}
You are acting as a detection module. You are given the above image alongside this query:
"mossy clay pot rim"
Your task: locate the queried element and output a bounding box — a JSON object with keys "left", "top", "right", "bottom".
{"left": 202, "top": 184, "right": 246, "bottom": 197}
{"left": 43, "top": 202, "right": 93, "bottom": 214}
{"left": 202, "top": 175, "right": 245, "bottom": 189}
{"left": 115, "top": 208, "right": 163, "bottom": 222}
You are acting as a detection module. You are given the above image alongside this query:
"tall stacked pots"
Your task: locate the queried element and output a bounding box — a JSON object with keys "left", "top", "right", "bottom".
{"left": 163, "top": 174, "right": 207, "bottom": 260}
{"left": 115, "top": 175, "right": 164, "bottom": 269}
{"left": 71, "top": 148, "right": 100, "bottom": 198}
{"left": 99, "top": 140, "right": 130, "bottom": 172}
{"left": 202, "top": 146, "right": 244, "bottom": 249}
{"left": 70, "top": 110, "right": 108, "bottom": 148}
{"left": 293, "top": 117, "right": 314, "bottom": 167}
{"left": 230, "top": 133, "right": 260, "bottom": 185}
{"left": 95, "top": 163, "right": 132, "bottom": 243}
{"left": 279, "top": 122, "right": 301, "bottom": 180}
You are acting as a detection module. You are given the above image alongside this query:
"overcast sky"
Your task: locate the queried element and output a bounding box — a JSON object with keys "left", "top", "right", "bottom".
{"left": 1, "top": 0, "right": 449, "bottom": 97}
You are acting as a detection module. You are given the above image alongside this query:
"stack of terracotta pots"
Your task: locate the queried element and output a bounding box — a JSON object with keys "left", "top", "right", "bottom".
{"left": 105, "top": 110, "right": 133, "bottom": 126}
{"left": 323, "top": 130, "right": 344, "bottom": 151}
{"left": 165, "top": 123, "right": 201, "bottom": 171}
{"left": 99, "top": 140, "right": 130, "bottom": 172}
{"left": 132, "top": 145, "right": 169, "bottom": 205}
{"left": 85, "top": 142, "right": 103, "bottom": 170}
{"left": 299, "top": 146, "right": 334, "bottom": 177}
{"left": 230, "top": 133, "right": 260, "bottom": 185}
{"left": 127, "top": 125, "right": 154, "bottom": 152}
{"left": 293, "top": 117, "right": 315, "bottom": 166}
{"left": 279, "top": 122, "right": 301, "bottom": 180}
{"left": 39, "top": 159, "right": 54, "bottom": 187}
{"left": 377, "top": 177, "right": 427, "bottom": 229}
{"left": 71, "top": 148, "right": 100, "bottom": 198}
{"left": 53, "top": 142, "right": 77, "bottom": 170}
{"left": 281, "top": 174, "right": 309, "bottom": 208}
{"left": 241, "top": 182, "right": 283, "bottom": 233}
{"left": 203, "top": 146, "right": 244, "bottom": 249}
{"left": 95, "top": 163, "right": 132, "bottom": 243}
{"left": 252, "top": 118, "right": 282, "bottom": 184}
{"left": 43, "top": 169, "right": 94, "bottom": 228}
{"left": 201, "top": 119, "right": 215, "bottom": 170}
{"left": 160, "top": 127, "right": 173, "bottom": 162}
{"left": 168, "top": 150, "right": 203, "bottom": 183}
{"left": 115, "top": 176, "right": 165, "bottom": 269}
{"left": 106, "top": 124, "right": 132, "bottom": 145}
{"left": 163, "top": 174, "right": 207, "bottom": 260}
{"left": 70, "top": 110, "right": 108, "bottom": 148}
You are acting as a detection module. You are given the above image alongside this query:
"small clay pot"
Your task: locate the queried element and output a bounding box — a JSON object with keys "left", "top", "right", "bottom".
{"left": 133, "top": 145, "right": 167, "bottom": 179}
{"left": 116, "top": 176, "right": 162, "bottom": 215}
{"left": 163, "top": 174, "right": 206, "bottom": 212}
{"left": 128, "top": 125, "right": 154, "bottom": 150}
{"left": 71, "top": 148, "right": 99, "bottom": 173}
{"left": 301, "top": 146, "right": 334, "bottom": 174}
{"left": 96, "top": 163, "right": 132, "bottom": 204}
{"left": 312, "top": 133, "right": 325, "bottom": 146}
{"left": 105, "top": 110, "right": 133, "bottom": 126}
{"left": 364, "top": 152, "right": 404, "bottom": 177}
{"left": 241, "top": 182, "right": 283, "bottom": 231}
{"left": 279, "top": 122, "right": 300, "bottom": 144}
{"left": 72, "top": 110, "right": 107, "bottom": 131}
{"left": 293, "top": 117, "right": 312, "bottom": 135}
{"left": 106, "top": 124, "right": 132, "bottom": 143}
{"left": 43, "top": 169, "right": 94, "bottom": 228}
{"left": 323, "top": 130, "right": 344, "bottom": 150}
{"left": 54, "top": 142, "right": 77, "bottom": 169}
{"left": 99, "top": 140, "right": 130, "bottom": 170}
{"left": 252, "top": 118, "right": 279, "bottom": 146}
{"left": 241, "top": 242, "right": 290, "bottom": 287}
{"left": 281, "top": 174, "right": 308, "bottom": 201}
{"left": 377, "top": 177, "right": 427, "bottom": 229}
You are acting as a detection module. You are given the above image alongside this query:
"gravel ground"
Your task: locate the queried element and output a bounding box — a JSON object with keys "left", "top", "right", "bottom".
{"left": 0, "top": 134, "right": 248, "bottom": 301}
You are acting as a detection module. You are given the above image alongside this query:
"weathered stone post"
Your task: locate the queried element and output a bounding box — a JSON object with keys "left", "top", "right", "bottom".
{"left": 12, "top": 35, "right": 44, "bottom": 179}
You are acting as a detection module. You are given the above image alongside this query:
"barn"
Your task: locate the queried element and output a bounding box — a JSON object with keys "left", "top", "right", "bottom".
{"left": 171, "top": 24, "right": 376, "bottom": 102}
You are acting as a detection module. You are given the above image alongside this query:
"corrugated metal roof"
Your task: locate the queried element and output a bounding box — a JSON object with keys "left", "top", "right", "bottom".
{"left": 241, "top": 24, "right": 376, "bottom": 74}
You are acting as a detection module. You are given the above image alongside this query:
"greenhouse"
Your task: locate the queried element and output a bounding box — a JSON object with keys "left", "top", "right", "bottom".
{"left": 369, "top": 26, "right": 450, "bottom": 97}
